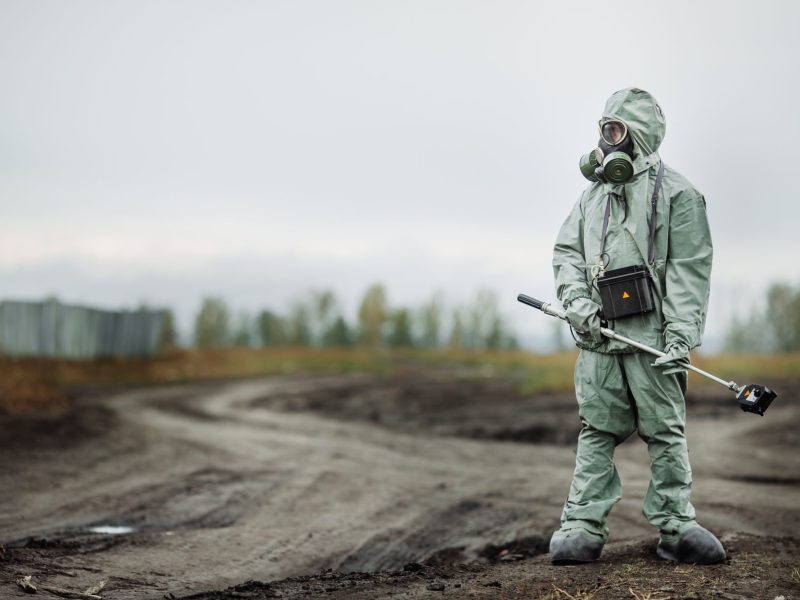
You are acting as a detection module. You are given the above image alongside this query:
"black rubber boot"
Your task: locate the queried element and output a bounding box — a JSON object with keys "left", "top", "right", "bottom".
{"left": 657, "top": 526, "right": 726, "bottom": 564}
{"left": 549, "top": 531, "right": 604, "bottom": 564}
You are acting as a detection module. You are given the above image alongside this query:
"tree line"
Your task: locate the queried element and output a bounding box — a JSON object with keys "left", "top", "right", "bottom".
{"left": 191, "top": 284, "right": 519, "bottom": 350}
{"left": 724, "top": 282, "right": 800, "bottom": 353}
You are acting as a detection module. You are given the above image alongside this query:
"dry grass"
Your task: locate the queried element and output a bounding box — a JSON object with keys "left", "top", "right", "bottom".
{"left": 627, "top": 589, "right": 670, "bottom": 600}
{"left": 548, "top": 584, "right": 602, "bottom": 600}
{"left": 0, "top": 347, "right": 572, "bottom": 413}
{"left": 1, "top": 347, "right": 797, "bottom": 414}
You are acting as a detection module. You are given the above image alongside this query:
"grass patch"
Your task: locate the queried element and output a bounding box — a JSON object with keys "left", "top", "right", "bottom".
{"left": 1, "top": 347, "right": 798, "bottom": 414}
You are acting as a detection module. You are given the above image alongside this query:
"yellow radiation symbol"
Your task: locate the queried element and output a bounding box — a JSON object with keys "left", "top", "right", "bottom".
{"left": 622, "top": 291, "right": 630, "bottom": 299}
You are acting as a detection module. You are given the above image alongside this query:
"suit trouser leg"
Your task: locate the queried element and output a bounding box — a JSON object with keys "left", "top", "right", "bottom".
{"left": 621, "top": 352, "right": 697, "bottom": 540}
{"left": 559, "top": 350, "right": 636, "bottom": 541}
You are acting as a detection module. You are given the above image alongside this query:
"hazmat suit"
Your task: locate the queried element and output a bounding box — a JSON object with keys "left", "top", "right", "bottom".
{"left": 549, "top": 88, "right": 724, "bottom": 564}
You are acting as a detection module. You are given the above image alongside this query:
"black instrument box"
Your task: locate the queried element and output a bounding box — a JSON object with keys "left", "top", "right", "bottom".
{"left": 597, "top": 265, "right": 655, "bottom": 320}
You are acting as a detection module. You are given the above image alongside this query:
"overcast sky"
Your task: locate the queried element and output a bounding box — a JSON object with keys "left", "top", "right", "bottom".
{"left": 2, "top": 1, "right": 799, "bottom": 350}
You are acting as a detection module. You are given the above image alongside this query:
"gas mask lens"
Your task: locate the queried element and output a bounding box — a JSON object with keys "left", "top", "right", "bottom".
{"left": 599, "top": 119, "right": 628, "bottom": 145}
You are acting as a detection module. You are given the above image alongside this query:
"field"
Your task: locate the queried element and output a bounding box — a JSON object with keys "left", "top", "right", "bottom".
{"left": 1, "top": 349, "right": 799, "bottom": 599}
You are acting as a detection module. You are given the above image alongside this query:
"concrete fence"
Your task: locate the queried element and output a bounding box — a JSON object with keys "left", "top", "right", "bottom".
{"left": 0, "top": 299, "right": 167, "bottom": 359}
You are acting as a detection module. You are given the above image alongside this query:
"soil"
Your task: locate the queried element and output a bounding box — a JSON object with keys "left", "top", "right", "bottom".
{"left": 1, "top": 371, "right": 799, "bottom": 599}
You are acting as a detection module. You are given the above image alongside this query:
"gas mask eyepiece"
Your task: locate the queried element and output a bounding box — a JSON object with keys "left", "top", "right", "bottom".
{"left": 600, "top": 120, "right": 627, "bottom": 146}
{"left": 578, "top": 119, "right": 635, "bottom": 184}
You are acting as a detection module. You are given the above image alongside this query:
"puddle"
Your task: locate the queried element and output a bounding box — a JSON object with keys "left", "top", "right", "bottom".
{"left": 86, "top": 525, "right": 136, "bottom": 535}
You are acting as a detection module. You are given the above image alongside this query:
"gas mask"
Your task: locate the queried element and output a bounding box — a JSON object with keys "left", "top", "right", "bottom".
{"left": 579, "top": 119, "right": 635, "bottom": 184}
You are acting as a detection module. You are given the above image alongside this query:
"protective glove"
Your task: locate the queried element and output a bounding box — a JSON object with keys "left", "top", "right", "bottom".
{"left": 565, "top": 297, "right": 603, "bottom": 345}
{"left": 652, "top": 342, "right": 690, "bottom": 375}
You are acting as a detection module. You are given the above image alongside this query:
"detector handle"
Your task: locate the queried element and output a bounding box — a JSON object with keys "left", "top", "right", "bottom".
{"left": 516, "top": 294, "right": 567, "bottom": 320}
{"left": 516, "top": 294, "right": 544, "bottom": 310}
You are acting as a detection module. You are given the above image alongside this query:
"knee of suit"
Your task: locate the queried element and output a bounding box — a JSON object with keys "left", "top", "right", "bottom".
{"left": 636, "top": 411, "right": 685, "bottom": 442}
{"left": 579, "top": 411, "right": 636, "bottom": 443}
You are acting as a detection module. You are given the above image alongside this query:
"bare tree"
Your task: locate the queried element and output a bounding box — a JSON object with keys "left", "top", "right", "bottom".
{"left": 311, "top": 289, "right": 337, "bottom": 346}
{"left": 465, "top": 289, "right": 499, "bottom": 349}
{"left": 287, "top": 301, "right": 312, "bottom": 346}
{"left": 418, "top": 293, "right": 443, "bottom": 348}
{"left": 358, "top": 284, "right": 388, "bottom": 347}
{"left": 448, "top": 308, "right": 464, "bottom": 350}
{"left": 194, "top": 297, "right": 230, "bottom": 348}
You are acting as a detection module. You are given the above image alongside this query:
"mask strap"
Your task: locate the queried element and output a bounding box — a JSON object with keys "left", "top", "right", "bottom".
{"left": 647, "top": 161, "right": 665, "bottom": 266}
{"left": 595, "top": 192, "right": 614, "bottom": 277}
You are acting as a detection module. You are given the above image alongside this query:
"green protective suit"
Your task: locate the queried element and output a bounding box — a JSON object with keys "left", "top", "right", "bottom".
{"left": 552, "top": 88, "right": 713, "bottom": 543}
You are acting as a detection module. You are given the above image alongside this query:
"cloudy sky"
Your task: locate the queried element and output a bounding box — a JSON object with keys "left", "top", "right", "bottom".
{"left": 1, "top": 1, "right": 798, "bottom": 350}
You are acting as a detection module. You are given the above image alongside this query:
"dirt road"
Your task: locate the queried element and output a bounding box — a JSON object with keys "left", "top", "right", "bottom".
{"left": 1, "top": 371, "right": 798, "bottom": 599}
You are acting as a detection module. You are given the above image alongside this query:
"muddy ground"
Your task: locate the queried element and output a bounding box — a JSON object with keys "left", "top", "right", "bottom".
{"left": 1, "top": 370, "right": 798, "bottom": 599}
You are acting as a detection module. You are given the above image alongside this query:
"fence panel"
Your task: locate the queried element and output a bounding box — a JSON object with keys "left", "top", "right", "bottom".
{"left": 0, "top": 300, "right": 166, "bottom": 358}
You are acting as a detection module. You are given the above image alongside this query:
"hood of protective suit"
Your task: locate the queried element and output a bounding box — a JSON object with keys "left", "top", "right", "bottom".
{"left": 602, "top": 87, "right": 665, "bottom": 158}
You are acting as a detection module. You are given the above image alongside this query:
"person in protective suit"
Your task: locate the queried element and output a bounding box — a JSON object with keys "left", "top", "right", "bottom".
{"left": 549, "top": 87, "right": 725, "bottom": 565}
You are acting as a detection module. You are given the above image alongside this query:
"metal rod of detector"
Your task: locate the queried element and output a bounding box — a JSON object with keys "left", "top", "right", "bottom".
{"left": 517, "top": 294, "right": 741, "bottom": 393}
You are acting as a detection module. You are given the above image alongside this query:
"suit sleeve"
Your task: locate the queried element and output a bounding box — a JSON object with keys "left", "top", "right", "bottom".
{"left": 552, "top": 192, "right": 593, "bottom": 308}
{"left": 662, "top": 190, "right": 713, "bottom": 349}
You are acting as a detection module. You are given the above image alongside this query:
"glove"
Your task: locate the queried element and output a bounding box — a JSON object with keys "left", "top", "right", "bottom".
{"left": 652, "top": 342, "right": 690, "bottom": 375}
{"left": 565, "top": 297, "right": 603, "bottom": 345}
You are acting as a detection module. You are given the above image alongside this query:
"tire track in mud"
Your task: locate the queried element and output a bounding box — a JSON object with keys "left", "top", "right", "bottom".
{"left": 1, "top": 374, "right": 577, "bottom": 598}
{"left": 2, "top": 373, "right": 799, "bottom": 599}
{"left": 4, "top": 468, "right": 283, "bottom": 547}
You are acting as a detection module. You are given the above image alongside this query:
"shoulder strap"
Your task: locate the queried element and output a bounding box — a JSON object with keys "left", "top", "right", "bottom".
{"left": 647, "top": 161, "right": 665, "bottom": 266}
{"left": 598, "top": 160, "right": 664, "bottom": 271}
{"left": 598, "top": 193, "right": 613, "bottom": 270}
